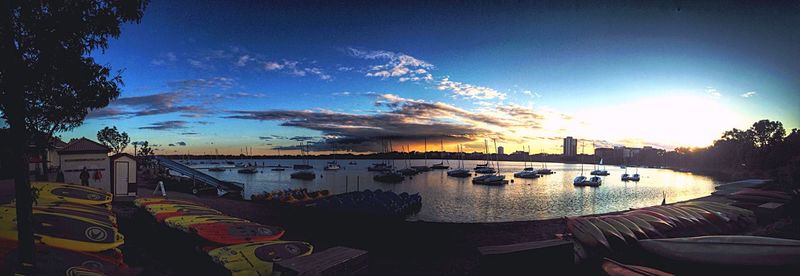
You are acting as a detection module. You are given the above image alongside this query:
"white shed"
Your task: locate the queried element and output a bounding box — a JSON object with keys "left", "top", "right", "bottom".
{"left": 58, "top": 138, "right": 111, "bottom": 192}
{"left": 110, "top": 153, "right": 137, "bottom": 196}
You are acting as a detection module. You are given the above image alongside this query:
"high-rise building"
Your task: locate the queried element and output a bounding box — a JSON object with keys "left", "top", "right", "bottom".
{"left": 563, "top": 136, "right": 577, "bottom": 156}
{"left": 497, "top": 146, "right": 504, "bottom": 155}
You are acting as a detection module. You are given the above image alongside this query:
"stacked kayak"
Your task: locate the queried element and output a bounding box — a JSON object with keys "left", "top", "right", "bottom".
{"left": 0, "top": 182, "right": 129, "bottom": 275}
{"left": 725, "top": 188, "right": 794, "bottom": 209}
{"left": 639, "top": 235, "right": 800, "bottom": 267}
{"left": 134, "top": 196, "right": 313, "bottom": 275}
{"left": 567, "top": 201, "right": 756, "bottom": 262}
{"left": 250, "top": 188, "right": 331, "bottom": 205}
{"left": 312, "top": 189, "right": 422, "bottom": 218}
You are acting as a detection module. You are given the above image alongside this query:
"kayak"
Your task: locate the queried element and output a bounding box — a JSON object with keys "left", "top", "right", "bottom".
{"left": 155, "top": 209, "right": 225, "bottom": 222}
{"left": 566, "top": 217, "right": 609, "bottom": 250}
{"left": 32, "top": 182, "right": 112, "bottom": 205}
{"left": 33, "top": 200, "right": 114, "bottom": 214}
{"left": 145, "top": 204, "right": 220, "bottom": 215}
{"left": 134, "top": 197, "right": 206, "bottom": 208}
{"left": 208, "top": 241, "right": 313, "bottom": 274}
{"left": 621, "top": 214, "right": 662, "bottom": 238}
{"left": 191, "top": 222, "right": 285, "bottom": 245}
{"left": 602, "top": 216, "right": 642, "bottom": 242}
{"left": 588, "top": 217, "right": 627, "bottom": 246}
{"left": 715, "top": 179, "right": 770, "bottom": 191}
{"left": 640, "top": 235, "right": 800, "bottom": 266}
{"left": 164, "top": 215, "right": 249, "bottom": 232}
{"left": 0, "top": 208, "right": 124, "bottom": 252}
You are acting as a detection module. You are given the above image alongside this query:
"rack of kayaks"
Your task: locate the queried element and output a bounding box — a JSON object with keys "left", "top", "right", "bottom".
{"left": 250, "top": 188, "right": 331, "bottom": 205}
{"left": 133, "top": 196, "right": 314, "bottom": 275}
{"left": 0, "top": 182, "right": 130, "bottom": 275}
{"left": 567, "top": 201, "right": 758, "bottom": 262}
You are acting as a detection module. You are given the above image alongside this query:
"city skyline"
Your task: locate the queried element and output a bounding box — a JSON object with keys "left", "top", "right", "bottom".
{"left": 48, "top": 1, "right": 799, "bottom": 155}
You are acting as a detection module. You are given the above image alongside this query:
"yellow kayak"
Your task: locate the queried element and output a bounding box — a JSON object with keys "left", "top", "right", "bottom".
{"left": 134, "top": 197, "right": 205, "bottom": 208}
{"left": 32, "top": 182, "right": 112, "bottom": 205}
{"left": 0, "top": 205, "right": 116, "bottom": 227}
{"left": 208, "top": 241, "right": 313, "bottom": 275}
{"left": 145, "top": 203, "right": 221, "bottom": 215}
{"left": 0, "top": 207, "right": 124, "bottom": 252}
{"left": 165, "top": 215, "right": 249, "bottom": 232}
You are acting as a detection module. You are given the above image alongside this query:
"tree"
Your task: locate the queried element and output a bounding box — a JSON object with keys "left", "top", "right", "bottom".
{"left": 749, "top": 119, "right": 785, "bottom": 148}
{"left": 138, "top": 141, "right": 154, "bottom": 156}
{"left": 0, "top": 0, "right": 147, "bottom": 272}
{"left": 97, "top": 126, "right": 130, "bottom": 154}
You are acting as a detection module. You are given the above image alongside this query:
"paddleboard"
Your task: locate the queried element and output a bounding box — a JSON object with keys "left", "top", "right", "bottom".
{"left": 0, "top": 243, "right": 130, "bottom": 275}
{"left": 165, "top": 215, "right": 249, "bottom": 232}
{"left": 32, "top": 182, "right": 112, "bottom": 205}
{"left": 0, "top": 209, "right": 124, "bottom": 252}
{"left": 208, "top": 241, "right": 313, "bottom": 274}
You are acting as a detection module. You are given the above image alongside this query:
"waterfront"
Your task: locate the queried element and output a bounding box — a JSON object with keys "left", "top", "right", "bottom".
{"left": 186, "top": 158, "right": 720, "bottom": 222}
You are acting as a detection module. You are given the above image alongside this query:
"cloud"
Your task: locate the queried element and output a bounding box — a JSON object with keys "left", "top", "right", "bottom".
{"left": 226, "top": 94, "right": 565, "bottom": 152}
{"left": 86, "top": 92, "right": 207, "bottom": 119}
{"left": 168, "top": 143, "right": 176, "bottom": 147}
{"left": 347, "top": 47, "right": 434, "bottom": 82}
{"left": 176, "top": 141, "right": 187, "bottom": 146}
{"left": 181, "top": 132, "right": 198, "bottom": 135}
{"left": 332, "top": 91, "right": 352, "bottom": 96}
{"left": 138, "top": 120, "right": 189, "bottom": 130}
{"left": 740, "top": 91, "right": 757, "bottom": 98}
{"left": 236, "top": 55, "right": 254, "bottom": 67}
{"left": 289, "top": 136, "right": 316, "bottom": 141}
{"left": 258, "top": 136, "right": 273, "bottom": 140}
{"left": 260, "top": 60, "right": 332, "bottom": 80}
{"left": 706, "top": 87, "right": 722, "bottom": 98}
{"left": 151, "top": 52, "right": 177, "bottom": 66}
{"left": 213, "top": 92, "right": 266, "bottom": 100}
{"left": 263, "top": 61, "right": 284, "bottom": 71}
{"left": 437, "top": 77, "right": 506, "bottom": 100}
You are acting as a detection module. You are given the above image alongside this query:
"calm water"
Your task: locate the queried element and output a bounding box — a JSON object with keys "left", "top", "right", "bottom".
{"left": 185, "top": 159, "right": 720, "bottom": 223}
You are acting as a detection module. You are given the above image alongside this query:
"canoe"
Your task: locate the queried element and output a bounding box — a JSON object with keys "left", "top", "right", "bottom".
{"left": 640, "top": 235, "right": 800, "bottom": 266}
{"left": 566, "top": 217, "right": 610, "bottom": 250}
{"left": 0, "top": 208, "right": 124, "bottom": 252}
{"left": 621, "top": 214, "right": 662, "bottom": 238}
{"left": 625, "top": 213, "right": 674, "bottom": 233}
{"left": 628, "top": 210, "right": 678, "bottom": 228}
{"left": 715, "top": 179, "right": 770, "bottom": 191}
{"left": 208, "top": 241, "right": 313, "bottom": 274}
{"left": 32, "top": 182, "right": 112, "bottom": 205}
{"left": 600, "top": 216, "right": 639, "bottom": 243}
{"left": 191, "top": 222, "right": 285, "bottom": 245}
{"left": 727, "top": 193, "right": 790, "bottom": 204}
{"left": 608, "top": 216, "right": 649, "bottom": 240}
{"left": 588, "top": 217, "right": 627, "bottom": 247}
{"left": 601, "top": 258, "right": 674, "bottom": 276}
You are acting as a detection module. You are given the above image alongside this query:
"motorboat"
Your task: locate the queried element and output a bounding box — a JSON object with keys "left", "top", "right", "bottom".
{"left": 290, "top": 170, "right": 316, "bottom": 180}
{"left": 237, "top": 167, "right": 257, "bottom": 174}
{"left": 587, "top": 176, "right": 602, "bottom": 187}
{"left": 323, "top": 161, "right": 341, "bottom": 171}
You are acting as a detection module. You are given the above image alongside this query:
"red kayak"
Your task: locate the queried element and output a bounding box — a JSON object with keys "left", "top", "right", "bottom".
{"left": 191, "top": 221, "right": 285, "bottom": 245}
{"left": 154, "top": 209, "right": 223, "bottom": 222}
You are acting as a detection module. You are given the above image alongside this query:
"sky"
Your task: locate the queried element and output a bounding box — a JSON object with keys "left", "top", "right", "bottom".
{"left": 62, "top": 0, "right": 800, "bottom": 155}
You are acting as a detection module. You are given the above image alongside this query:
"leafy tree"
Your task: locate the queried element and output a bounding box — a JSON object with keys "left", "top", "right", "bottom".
{"left": 138, "top": 141, "right": 154, "bottom": 156}
{"left": 749, "top": 119, "right": 785, "bottom": 148}
{"left": 0, "top": 0, "right": 147, "bottom": 272}
{"left": 97, "top": 126, "right": 130, "bottom": 154}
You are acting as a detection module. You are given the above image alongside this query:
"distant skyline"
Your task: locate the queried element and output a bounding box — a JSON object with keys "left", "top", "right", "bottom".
{"left": 54, "top": 1, "right": 799, "bottom": 155}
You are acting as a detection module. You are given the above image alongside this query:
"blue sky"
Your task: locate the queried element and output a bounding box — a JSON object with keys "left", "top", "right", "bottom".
{"left": 65, "top": 0, "right": 800, "bottom": 155}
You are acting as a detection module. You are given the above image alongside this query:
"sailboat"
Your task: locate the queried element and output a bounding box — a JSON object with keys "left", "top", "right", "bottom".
{"left": 536, "top": 147, "right": 554, "bottom": 175}
{"left": 474, "top": 140, "right": 496, "bottom": 174}
{"left": 590, "top": 158, "right": 610, "bottom": 176}
{"left": 630, "top": 168, "right": 641, "bottom": 181}
{"left": 430, "top": 140, "right": 450, "bottom": 169}
{"left": 209, "top": 149, "right": 226, "bottom": 171}
{"left": 621, "top": 167, "right": 631, "bottom": 181}
{"left": 398, "top": 145, "right": 419, "bottom": 176}
{"left": 271, "top": 149, "right": 286, "bottom": 171}
{"left": 447, "top": 144, "right": 471, "bottom": 177}
{"left": 323, "top": 143, "right": 341, "bottom": 170}
{"left": 291, "top": 143, "right": 316, "bottom": 180}
{"left": 514, "top": 145, "right": 539, "bottom": 179}
{"left": 573, "top": 141, "right": 589, "bottom": 185}
{"left": 473, "top": 139, "right": 506, "bottom": 185}
{"left": 368, "top": 140, "right": 392, "bottom": 172}
{"left": 374, "top": 139, "right": 404, "bottom": 183}
{"left": 293, "top": 142, "right": 314, "bottom": 170}
{"left": 411, "top": 138, "right": 431, "bottom": 172}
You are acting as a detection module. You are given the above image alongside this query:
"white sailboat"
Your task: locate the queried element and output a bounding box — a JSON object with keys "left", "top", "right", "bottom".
{"left": 514, "top": 145, "right": 539, "bottom": 179}
{"left": 473, "top": 139, "right": 507, "bottom": 185}
{"left": 447, "top": 144, "right": 471, "bottom": 177}
{"left": 574, "top": 141, "right": 589, "bottom": 185}
{"left": 474, "top": 139, "right": 496, "bottom": 174}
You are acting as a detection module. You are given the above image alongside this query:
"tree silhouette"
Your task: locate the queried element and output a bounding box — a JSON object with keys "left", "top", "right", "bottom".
{"left": 0, "top": 0, "right": 147, "bottom": 272}
{"left": 749, "top": 119, "right": 785, "bottom": 148}
{"left": 97, "top": 126, "right": 130, "bottom": 154}
{"left": 138, "top": 141, "right": 154, "bottom": 156}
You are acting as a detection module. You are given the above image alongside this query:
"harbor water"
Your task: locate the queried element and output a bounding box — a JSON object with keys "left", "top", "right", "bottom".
{"left": 185, "top": 159, "right": 719, "bottom": 223}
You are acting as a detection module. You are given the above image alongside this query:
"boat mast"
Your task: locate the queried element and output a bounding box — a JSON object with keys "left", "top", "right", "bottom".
{"left": 423, "top": 138, "right": 428, "bottom": 166}
{"left": 580, "top": 140, "right": 585, "bottom": 176}
{"left": 493, "top": 139, "right": 500, "bottom": 173}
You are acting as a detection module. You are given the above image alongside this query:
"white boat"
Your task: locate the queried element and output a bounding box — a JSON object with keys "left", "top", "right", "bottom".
{"left": 515, "top": 145, "right": 540, "bottom": 178}
{"left": 573, "top": 175, "right": 588, "bottom": 185}
{"left": 590, "top": 158, "right": 610, "bottom": 176}
{"left": 630, "top": 173, "right": 640, "bottom": 182}
{"left": 474, "top": 139, "right": 507, "bottom": 185}
{"left": 474, "top": 139, "right": 496, "bottom": 174}
{"left": 447, "top": 144, "right": 471, "bottom": 177}
{"left": 324, "top": 161, "right": 341, "bottom": 171}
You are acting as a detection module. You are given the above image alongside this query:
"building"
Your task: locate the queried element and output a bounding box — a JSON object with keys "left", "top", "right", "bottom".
{"left": 563, "top": 136, "right": 577, "bottom": 156}
{"left": 0, "top": 129, "right": 67, "bottom": 178}
{"left": 497, "top": 146, "right": 504, "bottom": 155}
{"left": 58, "top": 138, "right": 112, "bottom": 192}
{"left": 111, "top": 153, "right": 138, "bottom": 196}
